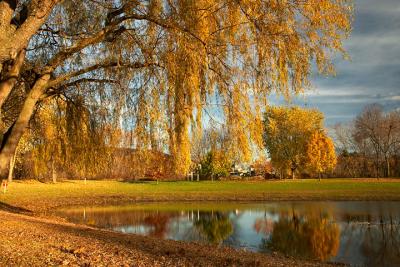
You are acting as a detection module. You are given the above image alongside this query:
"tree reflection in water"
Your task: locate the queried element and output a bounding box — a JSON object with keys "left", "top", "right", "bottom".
{"left": 341, "top": 213, "right": 400, "bottom": 267}
{"left": 194, "top": 212, "right": 233, "bottom": 244}
{"left": 257, "top": 212, "right": 340, "bottom": 261}
{"left": 143, "top": 214, "right": 171, "bottom": 238}
{"left": 58, "top": 203, "right": 400, "bottom": 266}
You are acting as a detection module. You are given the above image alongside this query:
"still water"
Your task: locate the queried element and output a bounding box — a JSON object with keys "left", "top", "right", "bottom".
{"left": 57, "top": 201, "right": 400, "bottom": 266}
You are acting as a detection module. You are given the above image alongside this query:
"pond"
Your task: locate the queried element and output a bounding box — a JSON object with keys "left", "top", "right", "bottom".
{"left": 57, "top": 201, "right": 400, "bottom": 267}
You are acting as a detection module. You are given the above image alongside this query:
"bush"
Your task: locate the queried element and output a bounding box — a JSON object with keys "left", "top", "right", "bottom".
{"left": 199, "top": 150, "right": 231, "bottom": 179}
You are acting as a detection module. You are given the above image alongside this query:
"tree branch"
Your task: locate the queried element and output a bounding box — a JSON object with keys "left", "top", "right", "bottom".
{"left": 0, "top": 0, "right": 59, "bottom": 63}
{"left": 46, "top": 61, "right": 161, "bottom": 89}
{"left": 0, "top": 49, "right": 26, "bottom": 108}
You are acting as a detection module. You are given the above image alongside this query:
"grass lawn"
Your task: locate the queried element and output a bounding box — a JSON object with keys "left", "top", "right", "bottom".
{"left": 1, "top": 178, "right": 400, "bottom": 212}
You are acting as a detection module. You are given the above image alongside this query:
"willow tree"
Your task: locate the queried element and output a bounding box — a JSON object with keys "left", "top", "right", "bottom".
{"left": 0, "top": 0, "right": 352, "bottom": 177}
{"left": 26, "top": 96, "right": 111, "bottom": 181}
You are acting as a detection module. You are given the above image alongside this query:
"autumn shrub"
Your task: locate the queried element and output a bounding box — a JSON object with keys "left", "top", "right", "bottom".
{"left": 199, "top": 150, "right": 231, "bottom": 179}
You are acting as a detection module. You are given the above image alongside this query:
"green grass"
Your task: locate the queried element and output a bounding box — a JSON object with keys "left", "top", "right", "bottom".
{"left": 1, "top": 179, "right": 400, "bottom": 212}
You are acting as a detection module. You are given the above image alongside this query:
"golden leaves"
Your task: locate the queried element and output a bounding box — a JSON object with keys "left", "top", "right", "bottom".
{"left": 159, "top": 0, "right": 352, "bottom": 169}
{"left": 263, "top": 106, "right": 325, "bottom": 177}
{"left": 306, "top": 131, "right": 337, "bottom": 176}
{"left": 24, "top": 0, "right": 352, "bottom": 176}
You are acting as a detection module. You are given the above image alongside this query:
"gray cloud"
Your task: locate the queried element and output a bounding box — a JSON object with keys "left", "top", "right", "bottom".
{"left": 303, "top": 0, "right": 400, "bottom": 126}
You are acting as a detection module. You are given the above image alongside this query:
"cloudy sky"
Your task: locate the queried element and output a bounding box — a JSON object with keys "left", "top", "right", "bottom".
{"left": 273, "top": 0, "right": 400, "bottom": 126}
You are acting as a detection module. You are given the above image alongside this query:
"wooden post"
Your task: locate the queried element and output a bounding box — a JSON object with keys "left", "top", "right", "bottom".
{"left": 197, "top": 164, "right": 201, "bottom": 182}
{"left": 2, "top": 180, "right": 7, "bottom": 193}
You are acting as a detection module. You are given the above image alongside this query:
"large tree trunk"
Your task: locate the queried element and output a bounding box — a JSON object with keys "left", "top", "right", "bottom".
{"left": 7, "top": 151, "right": 16, "bottom": 182}
{"left": 52, "top": 160, "right": 57, "bottom": 183}
{"left": 0, "top": 49, "right": 26, "bottom": 108}
{"left": 291, "top": 162, "right": 296, "bottom": 180}
{"left": 0, "top": 74, "right": 49, "bottom": 178}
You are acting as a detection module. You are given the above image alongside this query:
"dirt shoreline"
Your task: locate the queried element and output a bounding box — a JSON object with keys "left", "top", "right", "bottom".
{"left": 0, "top": 210, "right": 341, "bottom": 267}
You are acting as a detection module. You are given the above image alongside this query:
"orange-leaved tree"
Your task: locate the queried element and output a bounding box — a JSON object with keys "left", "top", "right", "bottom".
{"left": 306, "top": 131, "right": 337, "bottom": 179}
{"left": 263, "top": 106, "right": 324, "bottom": 179}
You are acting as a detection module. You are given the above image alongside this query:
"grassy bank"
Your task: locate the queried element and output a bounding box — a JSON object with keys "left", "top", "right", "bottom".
{"left": 1, "top": 178, "right": 400, "bottom": 212}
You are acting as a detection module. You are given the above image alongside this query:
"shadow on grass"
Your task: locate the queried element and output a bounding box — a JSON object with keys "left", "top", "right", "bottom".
{"left": 0, "top": 201, "right": 32, "bottom": 214}
{"left": 122, "top": 178, "right": 157, "bottom": 184}
{"left": 121, "top": 178, "right": 188, "bottom": 184}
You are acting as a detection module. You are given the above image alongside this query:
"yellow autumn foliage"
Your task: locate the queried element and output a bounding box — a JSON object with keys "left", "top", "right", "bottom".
{"left": 3, "top": 0, "right": 353, "bottom": 177}
{"left": 130, "top": 0, "right": 353, "bottom": 174}
{"left": 306, "top": 131, "right": 337, "bottom": 177}
{"left": 263, "top": 106, "right": 324, "bottom": 178}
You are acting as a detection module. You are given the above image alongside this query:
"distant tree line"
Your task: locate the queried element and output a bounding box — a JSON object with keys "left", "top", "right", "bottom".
{"left": 10, "top": 101, "right": 399, "bottom": 181}
{"left": 262, "top": 104, "right": 400, "bottom": 179}
{"left": 334, "top": 104, "right": 400, "bottom": 178}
